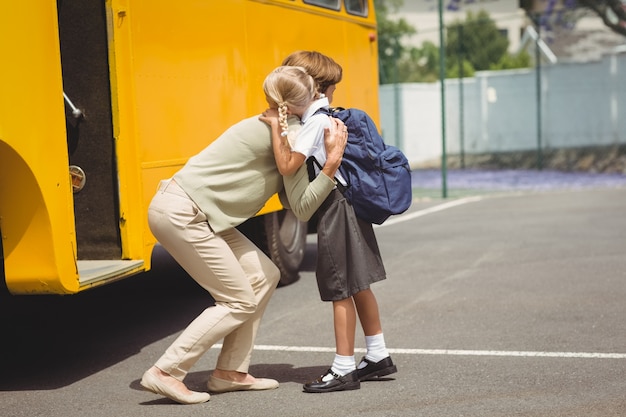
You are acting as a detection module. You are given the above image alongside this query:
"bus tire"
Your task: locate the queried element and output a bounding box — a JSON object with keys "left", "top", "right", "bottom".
{"left": 264, "top": 210, "right": 307, "bottom": 287}
{"left": 0, "top": 226, "right": 8, "bottom": 296}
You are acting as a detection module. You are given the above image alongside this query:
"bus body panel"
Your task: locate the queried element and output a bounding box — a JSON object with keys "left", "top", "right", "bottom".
{"left": 0, "top": 1, "right": 79, "bottom": 294}
{"left": 1, "top": 0, "right": 379, "bottom": 294}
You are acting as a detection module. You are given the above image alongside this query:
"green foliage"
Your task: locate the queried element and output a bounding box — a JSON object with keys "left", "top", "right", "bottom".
{"left": 490, "top": 50, "right": 532, "bottom": 70}
{"left": 398, "top": 42, "right": 441, "bottom": 82}
{"left": 375, "top": 1, "right": 532, "bottom": 84}
{"left": 446, "top": 10, "right": 509, "bottom": 71}
{"left": 375, "top": 0, "right": 416, "bottom": 84}
{"left": 446, "top": 59, "right": 476, "bottom": 79}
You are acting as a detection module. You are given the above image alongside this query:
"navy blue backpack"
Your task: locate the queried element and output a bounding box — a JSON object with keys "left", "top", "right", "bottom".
{"left": 310, "top": 107, "right": 412, "bottom": 225}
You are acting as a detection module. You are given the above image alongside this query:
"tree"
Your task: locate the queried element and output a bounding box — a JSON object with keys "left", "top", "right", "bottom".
{"left": 398, "top": 41, "right": 442, "bottom": 82}
{"left": 581, "top": 0, "right": 626, "bottom": 36}
{"left": 375, "top": 0, "right": 530, "bottom": 83}
{"left": 519, "top": 0, "right": 626, "bottom": 37}
{"left": 375, "top": 0, "right": 417, "bottom": 84}
{"left": 446, "top": 11, "right": 531, "bottom": 76}
{"left": 490, "top": 50, "right": 532, "bottom": 71}
{"left": 446, "top": 11, "right": 509, "bottom": 71}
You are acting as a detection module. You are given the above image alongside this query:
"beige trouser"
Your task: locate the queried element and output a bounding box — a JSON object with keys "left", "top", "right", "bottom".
{"left": 148, "top": 180, "right": 280, "bottom": 380}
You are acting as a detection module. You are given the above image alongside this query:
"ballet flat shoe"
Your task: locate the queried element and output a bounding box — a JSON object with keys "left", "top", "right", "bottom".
{"left": 207, "top": 375, "right": 279, "bottom": 393}
{"left": 140, "top": 370, "right": 210, "bottom": 404}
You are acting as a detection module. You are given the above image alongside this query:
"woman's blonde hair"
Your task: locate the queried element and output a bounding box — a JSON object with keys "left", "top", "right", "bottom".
{"left": 263, "top": 66, "right": 316, "bottom": 137}
{"left": 282, "top": 50, "right": 342, "bottom": 97}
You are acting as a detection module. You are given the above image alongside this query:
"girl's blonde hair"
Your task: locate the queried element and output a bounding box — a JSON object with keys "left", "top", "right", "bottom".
{"left": 263, "top": 66, "right": 316, "bottom": 137}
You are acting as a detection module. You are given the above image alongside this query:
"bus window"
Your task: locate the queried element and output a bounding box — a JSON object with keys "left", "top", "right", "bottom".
{"left": 345, "top": 0, "right": 368, "bottom": 16}
{"left": 304, "top": 0, "right": 340, "bottom": 11}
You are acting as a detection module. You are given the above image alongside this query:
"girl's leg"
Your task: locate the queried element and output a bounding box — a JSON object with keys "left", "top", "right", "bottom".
{"left": 352, "top": 289, "right": 397, "bottom": 380}
{"left": 303, "top": 297, "right": 361, "bottom": 392}
{"left": 333, "top": 297, "right": 358, "bottom": 357}
{"left": 354, "top": 288, "right": 388, "bottom": 361}
{"left": 353, "top": 288, "right": 382, "bottom": 336}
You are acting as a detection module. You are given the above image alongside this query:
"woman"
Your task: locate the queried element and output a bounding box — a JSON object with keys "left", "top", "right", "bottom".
{"left": 139, "top": 66, "right": 347, "bottom": 404}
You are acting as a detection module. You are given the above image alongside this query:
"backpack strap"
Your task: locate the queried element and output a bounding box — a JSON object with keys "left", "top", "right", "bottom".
{"left": 306, "top": 156, "right": 347, "bottom": 193}
{"left": 314, "top": 106, "right": 344, "bottom": 117}
{"left": 306, "top": 156, "right": 319, "bottom": 182}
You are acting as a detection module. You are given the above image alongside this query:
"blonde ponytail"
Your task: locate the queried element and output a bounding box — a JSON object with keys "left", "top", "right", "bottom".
{"left": 263, "top": 66, "right": 316, "bottom": 137}
{"left": 278, "top": 102, "right": 289, "bottom": 136}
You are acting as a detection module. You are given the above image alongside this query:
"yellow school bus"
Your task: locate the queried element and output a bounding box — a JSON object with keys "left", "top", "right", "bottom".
{"left": 0, "top": 0, "right": 379, "bottom": 295}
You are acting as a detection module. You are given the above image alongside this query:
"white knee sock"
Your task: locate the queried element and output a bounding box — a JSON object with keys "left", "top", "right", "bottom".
{"left": 326, "top": 354, "right": 356, "bottom": 380}
{"left": 364, "top": 333, "right": 389, "bottom": 363}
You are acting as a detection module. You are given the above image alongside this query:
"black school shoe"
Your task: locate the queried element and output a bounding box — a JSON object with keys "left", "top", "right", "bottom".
{"left": 356, "top": 356, "right": 398, "bottom": 381}
{"left": 303, "top": 369, "right": 360, "bottom": 393}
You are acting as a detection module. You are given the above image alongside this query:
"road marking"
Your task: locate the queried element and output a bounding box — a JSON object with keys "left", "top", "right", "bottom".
{"left": 212, "top": 344, "right": 626, "bottom": 359}
{"left": 376, "top": 196, "right": 484, "bottom": 228}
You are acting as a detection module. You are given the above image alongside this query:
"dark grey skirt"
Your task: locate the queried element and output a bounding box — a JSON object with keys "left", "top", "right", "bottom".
{"left": 315, "top": 189, "right": 386, "bottom": 301}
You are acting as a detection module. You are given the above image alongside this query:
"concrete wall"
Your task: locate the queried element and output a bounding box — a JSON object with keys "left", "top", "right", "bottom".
{"left": 380, "top": 52, "right": 626, "bottom": 167}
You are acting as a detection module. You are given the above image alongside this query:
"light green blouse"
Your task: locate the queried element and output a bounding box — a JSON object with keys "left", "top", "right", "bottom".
{"left": 280, "top": 163, "right": 336, "bottom": 222}
{"left": 173, "top": 114, "right": 334, "bottom": 232}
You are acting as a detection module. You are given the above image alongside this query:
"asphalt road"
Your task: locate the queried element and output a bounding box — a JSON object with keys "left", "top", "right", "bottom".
{"left": 1, "top": 186, "right": 625, "bottom": 416}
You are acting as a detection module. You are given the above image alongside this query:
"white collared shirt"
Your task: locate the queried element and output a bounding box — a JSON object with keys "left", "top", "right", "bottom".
{"left": 293, "top": 97, "right": 346, "bottom": 185}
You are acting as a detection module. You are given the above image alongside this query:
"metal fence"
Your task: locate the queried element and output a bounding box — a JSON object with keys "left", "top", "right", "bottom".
{"left": 380, "top": 51, "right": 626, "bottom": 169}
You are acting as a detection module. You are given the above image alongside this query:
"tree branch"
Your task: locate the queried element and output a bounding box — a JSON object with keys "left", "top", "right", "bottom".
{"left": 578, "top": 0, "right": 626, "bottom": 37}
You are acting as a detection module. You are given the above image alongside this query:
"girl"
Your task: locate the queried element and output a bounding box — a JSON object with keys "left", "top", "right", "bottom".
{"left": 268, "top": 51, "right": 398, "bottom": 393}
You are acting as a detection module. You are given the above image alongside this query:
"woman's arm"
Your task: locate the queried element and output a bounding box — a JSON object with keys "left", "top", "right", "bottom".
{"left": 259, "top": 109, "right": 306, "bottom": 176}
{"left": 280, "top": 118, "right": 347, "bottom": 221}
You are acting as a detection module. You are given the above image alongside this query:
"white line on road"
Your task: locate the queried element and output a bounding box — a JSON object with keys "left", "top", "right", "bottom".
{"left": 376, "top": 196, "right": 484, "bottom": 228}
{"left": 212, "top": 344, "right": 626, "bottom": 359}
